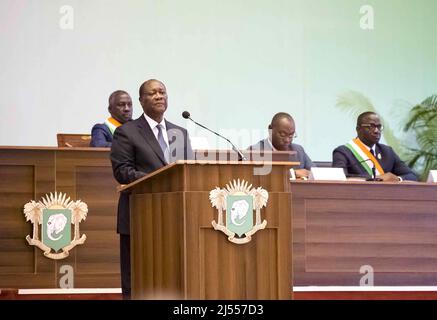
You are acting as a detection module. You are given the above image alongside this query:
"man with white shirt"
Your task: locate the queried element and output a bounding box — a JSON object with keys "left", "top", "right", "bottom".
{"left": 332, "top": 111, "right": 417, "bottom": 182}
{"left": 248, "top": 112, "right": 314, "bottom": 179}
{"left": 110, "top": 79, "right": 193, "bottom": 299}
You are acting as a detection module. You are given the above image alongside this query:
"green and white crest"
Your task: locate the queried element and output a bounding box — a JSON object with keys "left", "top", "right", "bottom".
{"left": 42, "top": 209, "right": 71, "bottom": 252}
{"left": 23, "top": 192, "right": 87, "bottom": 260}
{"left": 226, "top": 195, "right": 253, "bottom": 237}
{"left": 210, "top": 179, "right": 268, "bottom": 244}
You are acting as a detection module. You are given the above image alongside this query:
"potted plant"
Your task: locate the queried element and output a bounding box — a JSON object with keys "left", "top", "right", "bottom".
{"left": 403, "top": 95, "right": 437, "bottom": 180}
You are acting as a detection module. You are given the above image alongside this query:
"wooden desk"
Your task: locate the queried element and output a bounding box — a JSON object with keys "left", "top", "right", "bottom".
{"left": 0, "top": 147, "right": 119, "bottom": 288}
{"left": 291, "top": 180, "right": 437, "bottom": 286}
{"left": 2, "top": 147, "right": 437, "bottom": 290}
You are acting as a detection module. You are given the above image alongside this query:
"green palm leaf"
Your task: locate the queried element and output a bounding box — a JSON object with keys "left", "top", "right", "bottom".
{"left": 403, "top": 95, "right": 437, "bottom": 180}
{"left": 336, "top": 90, "right": 377, "bottom": 116}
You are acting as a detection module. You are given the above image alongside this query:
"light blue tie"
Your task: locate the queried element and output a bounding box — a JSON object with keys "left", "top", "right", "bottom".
{"left": 156, "top": 124, "right": 169, "bottom": 163}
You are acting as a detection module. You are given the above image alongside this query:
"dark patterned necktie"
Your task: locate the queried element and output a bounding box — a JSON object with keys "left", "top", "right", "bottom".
{"left": 156, "top": 124, "right": 169, "bottom": 163}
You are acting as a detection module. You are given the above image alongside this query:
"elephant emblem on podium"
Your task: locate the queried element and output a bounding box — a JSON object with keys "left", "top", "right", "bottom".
{"left": 23, "top": 192, "right": 87, "bottom": 260}
{"left": 210, "top": 179, "right": 268, "bottom": 244}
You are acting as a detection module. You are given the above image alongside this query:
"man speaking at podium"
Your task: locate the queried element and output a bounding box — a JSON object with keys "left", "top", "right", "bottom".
{"left": 332, "top": 111, "right": 417, "bottom": 182}
{"left": 110, "top": 79, "right": 193, "bottom": 299}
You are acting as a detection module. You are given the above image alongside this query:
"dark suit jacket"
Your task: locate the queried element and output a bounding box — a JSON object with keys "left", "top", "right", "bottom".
{"left": 90, "top": 123, "right": 112, "bottom": 147}
{"left": 332, "top": 143, "right": 417, "bottom": 181}
{"left": 248, "top": 138, "right": 314, "bottom": 170}
{"left": 110, "top": 115, "right": 194, "bottom": 235}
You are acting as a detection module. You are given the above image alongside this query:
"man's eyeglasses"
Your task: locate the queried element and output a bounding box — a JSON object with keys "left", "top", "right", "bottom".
{"left": 360, "top": 124, "right": 384, "bottom": 131}
{"left": 278, "top": 132, "right": 298, "bottom": 139}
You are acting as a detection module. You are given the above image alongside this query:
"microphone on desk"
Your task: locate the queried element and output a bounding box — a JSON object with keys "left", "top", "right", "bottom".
{"left": 357, "top": 158, "right": 380, "bottom": 181}
{"left": 182, "top": 111, "right": 247, "bottom": 161}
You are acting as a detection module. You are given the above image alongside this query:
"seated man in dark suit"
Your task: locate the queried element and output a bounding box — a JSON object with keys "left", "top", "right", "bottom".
{"left": 90, "top": 90, "right": 133, "bottom": 147}
{"left": 110, "top": 79, "right": 193, "bottom": 299}
{"left": 248, "top": 112, "right": 314, "bottom": 179}
{"left": 332, "top": 111, "right": 417, "bottom": 181}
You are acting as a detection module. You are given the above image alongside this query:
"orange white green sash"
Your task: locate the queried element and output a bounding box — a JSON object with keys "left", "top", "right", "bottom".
{"left": 345, "top": 138, "right": 385, "bottom": 177}
{"left": 104, "top": 117, "right": 122, "bottom": 135}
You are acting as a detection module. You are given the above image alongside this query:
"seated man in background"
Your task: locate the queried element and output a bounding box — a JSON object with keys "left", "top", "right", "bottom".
{"left": 90, "top": 90, "right": 133, "bottom": 147}
{"left": 248, "top": 112, "right": 314, "bottom": 179}
{"left": 332, "top": 111, "right": 417, "bottom": 181}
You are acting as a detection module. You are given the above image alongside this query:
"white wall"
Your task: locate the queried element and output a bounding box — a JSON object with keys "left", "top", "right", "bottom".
{"left": 1, "top": 0, "right": 436, "bottom": 160}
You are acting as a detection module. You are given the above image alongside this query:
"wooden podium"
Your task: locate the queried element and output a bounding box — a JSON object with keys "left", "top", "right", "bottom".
{"left": 121, "top": 160, "right": 294, "bottom": 300}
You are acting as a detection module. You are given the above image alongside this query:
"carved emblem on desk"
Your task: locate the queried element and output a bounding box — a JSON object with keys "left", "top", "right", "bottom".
{"left": 23, "top": 192, "right": 87, "bottom": 260}
{"left": 210, "top": 179, "right": 268, "bottom": 244}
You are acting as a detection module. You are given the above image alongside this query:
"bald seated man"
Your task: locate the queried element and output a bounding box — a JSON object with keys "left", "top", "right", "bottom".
{"left": 248, "top": 112, "right": 314, "bottom": 179}
{"left": 90, "top": 90, "right": 133, "bottom": 147}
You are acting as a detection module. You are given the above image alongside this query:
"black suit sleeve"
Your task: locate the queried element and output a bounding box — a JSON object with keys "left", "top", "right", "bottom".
{"left": 332, "top": 147, "right": 349, "bottom": 171}
{"left": 332, "top": 146, "right": 367, "bottom": 177}
{"left": 110, "top": 126, "right": 147, "bottom": 184}
{"left": 388, "top": 147, "right": 418, "bottom": 181}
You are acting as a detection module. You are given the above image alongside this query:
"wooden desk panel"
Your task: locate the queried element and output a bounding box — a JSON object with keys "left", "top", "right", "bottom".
{"left": 3, "top": 148, "right": 437, "bottom": 290}
{"left": 0, "top": 147, "right": 119, "bottom": 288}
{"left": 291, "top": 181, "right": 437, "bottom": 286}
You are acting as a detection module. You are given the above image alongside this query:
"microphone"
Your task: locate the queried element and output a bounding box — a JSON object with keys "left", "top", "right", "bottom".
{"left": 182, "top": 111, "right": 247, "bottom": 161}
{"left": 358, "top": 158, "right": 380, "bottom": 181}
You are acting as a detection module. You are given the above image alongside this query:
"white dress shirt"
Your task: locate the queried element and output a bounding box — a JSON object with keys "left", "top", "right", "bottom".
{"left": 143, "top": 113, "right": 169, "bottom": 148}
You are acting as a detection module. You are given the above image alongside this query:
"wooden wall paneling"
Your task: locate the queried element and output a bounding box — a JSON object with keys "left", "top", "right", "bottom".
{"left": 130, "top": 193, "right": 184, "bottom": 299}
{"left": 0, "top": 148, "right": 121, "bottom": 289}
{"left": 292, "top": 181, "right": 437, "bottom": 286}
{"left": 185, "top": 191, "right": 292, "bottom": 299}
{"left": 0, "top": 149, "right": 56, "bottom": 288}
{"left": 55, "top": 149, "right": 120, "bottom": 288}
{"left": 185, "top": 163, "right": 289, "bottom": 193}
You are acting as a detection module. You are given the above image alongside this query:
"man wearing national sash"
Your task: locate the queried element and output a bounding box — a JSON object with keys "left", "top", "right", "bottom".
{"left": 332, "top": 112, "right": 417, "bottom": 181}
{"left": 90, "top": 90, "right": 133, "bottom": 147}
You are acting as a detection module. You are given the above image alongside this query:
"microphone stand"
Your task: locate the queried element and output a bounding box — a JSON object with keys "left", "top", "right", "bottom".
{"left": 354, "top": 158, "right": 381, "bottom": 181}
{"left": 184, "top": 114, "right": 247, "bottom": 161}
{"left": 366, "top": 166, "right": 378, "bottom": 181}
{"left": 365, "top": 161, "right": 383, "bottom": 181}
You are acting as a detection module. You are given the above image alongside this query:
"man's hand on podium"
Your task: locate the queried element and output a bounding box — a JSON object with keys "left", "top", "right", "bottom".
{"left": 295, "top": 169, "right": 311, "bottom": 180}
